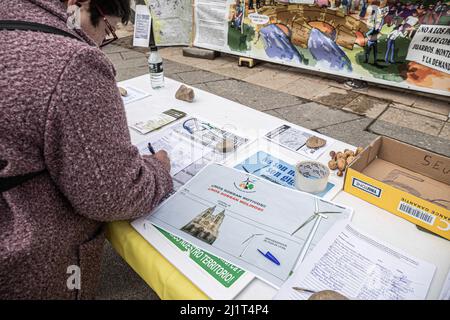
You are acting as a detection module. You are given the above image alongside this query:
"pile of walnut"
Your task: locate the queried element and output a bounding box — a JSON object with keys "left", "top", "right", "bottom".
{"left": 328, "top": 147, "right": 364, "bottom": 177}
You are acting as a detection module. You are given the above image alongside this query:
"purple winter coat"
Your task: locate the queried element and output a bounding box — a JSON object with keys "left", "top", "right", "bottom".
{"left": 0, "top": 0, "right": 173, "bottom": 299}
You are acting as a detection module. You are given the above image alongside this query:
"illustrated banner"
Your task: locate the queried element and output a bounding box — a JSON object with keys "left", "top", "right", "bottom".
{"left": 192, "top": 0, "right": 450, "bottom": 96}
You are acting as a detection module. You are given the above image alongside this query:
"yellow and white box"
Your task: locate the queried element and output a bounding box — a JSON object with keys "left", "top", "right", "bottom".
{"left": 344, "top": 136, "right": 450, "bottom": 240}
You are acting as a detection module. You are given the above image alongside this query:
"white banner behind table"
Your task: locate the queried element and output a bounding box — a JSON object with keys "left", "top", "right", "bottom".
{"left": 406, "top": 25, "right": 450, "bottom": 75}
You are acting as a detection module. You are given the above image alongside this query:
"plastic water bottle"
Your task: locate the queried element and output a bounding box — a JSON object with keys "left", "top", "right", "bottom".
{"left": 148, "top": 46, "right": 164, "bottom": 89}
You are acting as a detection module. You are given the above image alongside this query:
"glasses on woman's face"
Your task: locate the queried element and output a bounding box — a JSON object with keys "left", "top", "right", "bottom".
{"left": 95, "top": 4, "right": 118, "bottom": 47}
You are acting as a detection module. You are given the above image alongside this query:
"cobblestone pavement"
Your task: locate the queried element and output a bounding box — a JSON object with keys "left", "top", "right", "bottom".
{"left": 97, "top": 36, "right": 450, "bottom": 300}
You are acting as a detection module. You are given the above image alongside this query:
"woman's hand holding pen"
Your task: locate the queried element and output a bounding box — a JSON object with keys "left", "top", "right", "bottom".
{"left": 148, "top": 142, "right": 171, "bottom": 172}
{"left": 154, "top": 150, "right": 171, "bottom": 173}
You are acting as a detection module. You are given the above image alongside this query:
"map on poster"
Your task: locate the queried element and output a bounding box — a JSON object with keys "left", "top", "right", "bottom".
{"left": 132, "top": 164, "right": 353, "bottom": 288}
{"left": 146, "top": 0, "right": 193, "bottom": 46}
{"left": 265, "top": 125, "right": 335, "bottom": 160}
{"left": 234, "top": 151, "right": 336, "bottom": 199}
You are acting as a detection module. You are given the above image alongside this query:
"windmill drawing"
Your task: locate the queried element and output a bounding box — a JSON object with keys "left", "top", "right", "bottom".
{"left": 291, "top": 198, "right": 343, "bottom": 264}
{"left": 239, "top": 233, "right": 263, "bottom": 257}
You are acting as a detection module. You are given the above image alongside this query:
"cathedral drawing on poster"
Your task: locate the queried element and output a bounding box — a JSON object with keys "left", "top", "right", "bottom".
{"left": 181, "top": 206, "right": 226, "bottom": 245}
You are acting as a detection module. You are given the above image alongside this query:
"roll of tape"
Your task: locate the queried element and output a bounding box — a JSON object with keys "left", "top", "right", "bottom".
{"left": 295, "top": 161, "right": 330, "bottom": 194}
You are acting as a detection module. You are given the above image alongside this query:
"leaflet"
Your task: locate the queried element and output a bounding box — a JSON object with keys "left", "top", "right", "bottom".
{"left": 133, "top": 164, "right": 353, "bottom": 288}
{"left": 274, "top": 222, "right": 436, "bottom": 300}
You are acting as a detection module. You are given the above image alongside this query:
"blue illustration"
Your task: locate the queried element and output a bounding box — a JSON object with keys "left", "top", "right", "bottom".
{"left": 308, "top": 28, "right": 352, "bottom": 72}
{"left": 259, "top": 24, "right": 304, "bottom": 63}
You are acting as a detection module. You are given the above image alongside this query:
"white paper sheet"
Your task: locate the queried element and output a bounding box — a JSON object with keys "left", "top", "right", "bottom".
{"left": 265, "top": 125, "right": 336, "bottom": 160}
{"left": 138, "top": 131, "right": 206, "bottom": 176}
{"left": 148, "top": 0, "right": 193, "bottom": 46}
{"left": 439, "top": 269, "right": 450, "bottom": 300}
{"left": 133, "top": 4, "right": 152, "bottom": 47}
{"left": 120, "top": 86, "right": 151, "bottom": 105}
{"left": 274, "top": 222, "right": 436, "bottom": 300}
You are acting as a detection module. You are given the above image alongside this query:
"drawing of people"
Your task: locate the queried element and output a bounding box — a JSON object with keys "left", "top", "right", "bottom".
{"left": 401, "top": 10, "right": 419, "bottom": 37}
{"left": 435, "top": 2, "right": 449, "bottom": 24}
{"left": 385, "top": 25, "right": 405, "bottom": 64}
{"left": 384, "top": 2, "right": 399, "bottom": 26}
{"left": 316, "top": 0, "right": 330, "bottom": 8}
{"left": 364, "top": 26, "right": 381, "bottom": 65}
{"left": 359, "top": 0, "right": 368, "bottom": 19}
{"left": 342, "top": 0, "right": 351, "bottom": 15}
{"left": 233, "top": 1, "right": 244, "bottom": 30}
{"left": 437, "top": 4, "right": 449, "bottom": 25}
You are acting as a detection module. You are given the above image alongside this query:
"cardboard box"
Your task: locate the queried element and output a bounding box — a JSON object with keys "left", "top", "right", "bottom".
{"left": 344, "top": 136, "right": 450, "bottom": 240}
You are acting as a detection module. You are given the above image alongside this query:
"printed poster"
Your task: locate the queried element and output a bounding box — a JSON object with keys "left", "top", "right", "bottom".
{"left": 265, "top": 125, "right": 336, "bottom": 160}
{"left": 132, "top": 222, "right": 254, "bottom": 299}
{"left": 193, "top": 0, "right": 450, "bottom": 95}
{"left": 234, "top": 151, "right": 336, "bottom": 199}
{"left": 132, "top": 164, "right": 353, "bottom": 288}
{"left": 146, "top": 0, "right": 193, "bottom": 46}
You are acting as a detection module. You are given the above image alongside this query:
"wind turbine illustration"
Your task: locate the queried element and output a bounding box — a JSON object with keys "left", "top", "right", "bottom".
{"left": 239, "top": 233, "right": 263, "bottom": 257}
{"left": 291, "top": 198, "right": 343, "bottom": 264}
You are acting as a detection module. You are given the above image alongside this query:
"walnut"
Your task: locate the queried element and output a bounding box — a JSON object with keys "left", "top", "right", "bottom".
{"left": 344, "top": 150, "right": 355, "bottom": 158}
{"left": 337, "top": 158, "right": 347, "bottom": 171}
{"left": 328, "top": 160, "right": 338, "bottom": 170}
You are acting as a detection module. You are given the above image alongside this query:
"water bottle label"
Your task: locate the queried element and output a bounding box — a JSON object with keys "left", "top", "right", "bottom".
{"left": 149, "top": 62, "right": 163, "bottom": 74}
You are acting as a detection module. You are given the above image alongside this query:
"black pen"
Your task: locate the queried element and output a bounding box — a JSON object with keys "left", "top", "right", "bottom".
{"left": 147, "top": 142, "right": 156, "bottom": 155}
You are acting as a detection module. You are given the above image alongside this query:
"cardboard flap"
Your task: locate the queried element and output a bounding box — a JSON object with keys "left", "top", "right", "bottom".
{"left": 378, "top": 137, "right": 450, "bottom": 185}
{"left": 350, "top": 137, "right": 382, "bottom": 172}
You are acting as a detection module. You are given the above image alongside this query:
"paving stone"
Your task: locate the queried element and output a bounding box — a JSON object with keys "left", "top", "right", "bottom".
{"left": 279, "top": 79, "right": 330, "bottom": 100}
{"left": 243, "top": 68, "right": 302, "bottom": 90}
{"left": 102, "top": 44, "right": 131, "bottom": 54}
{"left": 378, "top": 107, "right": 445, "bottom": 136}
{"left": 392, "top": 102, "right": 448, "bottom": 121}
{"left": 163, "top": 59, "right": 198, "bottom": 75}
{"left": 263, "top": 109, "right": 282, "bottom": 119}
{"left": 211, "top": 63, "right": 265, "bottom": 80}
{"left": 192, "top": 55, "right": 236, "bottom": 70}
{"left": 202, "top": 79, "right": 306, "bottom": 111}
{"left": 121, "top": 50, "right": 147, "bottom": 60}
{"left": 259, "top": 62, "right": 290, "bottom": 72}
{"left": 114, "top": 56, "right": 148, "bottom": 69}
{"left": 159, "top": 50, "right": 207, "bottom": 67}
{"left": 317, "top": 118, "right": 379, "bottom": 148}
{"left": 312, "top": 86, "right": 360, "bottom": 108}
{"left": 365, "top": 86, "right": 417, "bottom": 106}
{"left": 412, "top": 96, "right": 450, "bottom": 117}
{"left": 176, "top": 70, "right": 229, "bottom": 85}
{"left": 107, "top": 52, "right": 126, "bottom": 65}
{"left": 270, "top": 102, "right": 361, "bottom": 130}
{"left": 96, "top": 241, "right": 159, "bottom": 300}
{"left": 115, "top": 66, "right": 148, "bottom": 82}
{"left": 165, "top": 73, "right": 184, "bottom": 83}
{"left": 369, "top": 119, "right": 450, "bottom": 157}
{"left": 343, "top": 95, "right": 390, "bottom": 118}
